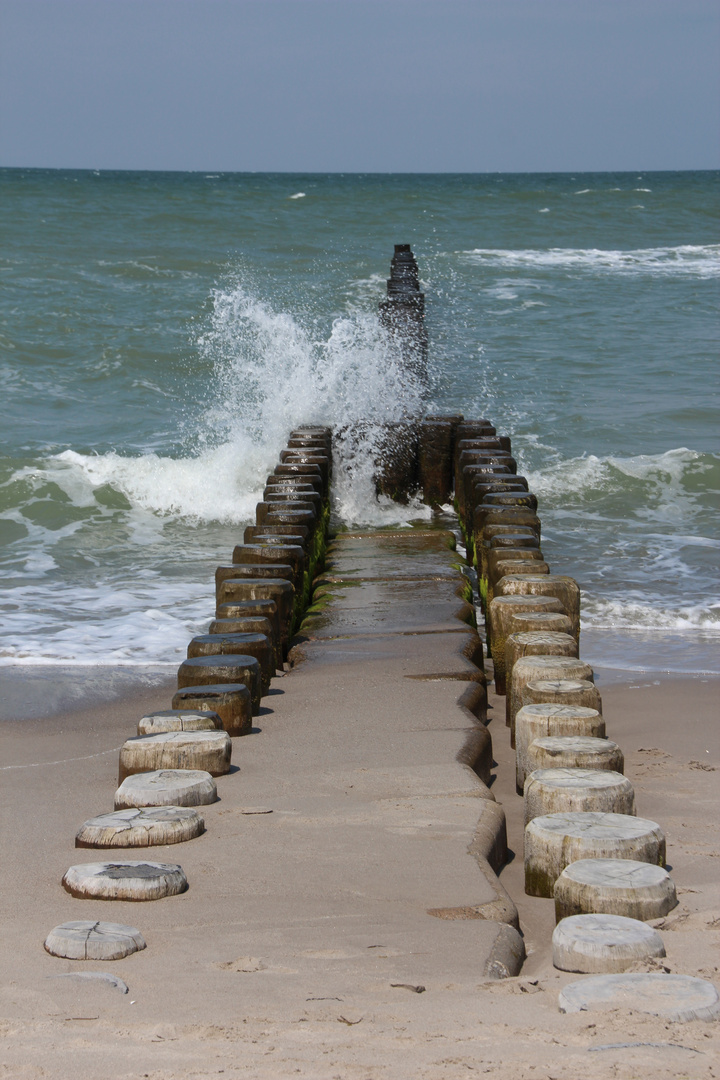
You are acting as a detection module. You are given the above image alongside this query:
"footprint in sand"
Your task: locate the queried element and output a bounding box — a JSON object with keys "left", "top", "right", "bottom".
{"left": 215, "top": 957, "right": 266, "bottom": 972}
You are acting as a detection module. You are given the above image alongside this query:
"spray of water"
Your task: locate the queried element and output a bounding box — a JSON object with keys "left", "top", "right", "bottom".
{"left": 27, "top": 281, "right": 429, "bottom": 528}
{"left": 196, "top": 281, "right": 430, "bottom": 526}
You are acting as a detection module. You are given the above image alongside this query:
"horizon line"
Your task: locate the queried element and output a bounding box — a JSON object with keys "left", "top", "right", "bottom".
{"left": 2, "top": 165, "right": 718, "bottom": 177}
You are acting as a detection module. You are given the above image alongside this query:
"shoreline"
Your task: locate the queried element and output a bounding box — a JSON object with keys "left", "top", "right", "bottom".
{"left": 2, "top": 625, "right": 718, "bottom": 724}
{"left": 0, "top": 664, "right": 178, "bottom": 723}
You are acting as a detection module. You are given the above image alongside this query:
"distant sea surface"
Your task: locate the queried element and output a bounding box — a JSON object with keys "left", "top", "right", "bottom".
{"left": 1, "top": 169, "right": 718, "bottom": 713}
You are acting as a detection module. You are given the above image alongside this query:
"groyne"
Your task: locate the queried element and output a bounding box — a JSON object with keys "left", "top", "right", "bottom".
{"left": 38, "top": 248, "right": 719, "bottom": 1025}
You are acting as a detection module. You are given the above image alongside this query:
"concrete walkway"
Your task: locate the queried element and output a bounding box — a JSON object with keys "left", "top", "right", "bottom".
{"left": 171, "top": 527, "right": 523, "bottom": 1010}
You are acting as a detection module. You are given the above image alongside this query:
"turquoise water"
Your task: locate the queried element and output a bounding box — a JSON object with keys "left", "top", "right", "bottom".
{"left": 1, "top": 169, "right": 718, "bottom": 682}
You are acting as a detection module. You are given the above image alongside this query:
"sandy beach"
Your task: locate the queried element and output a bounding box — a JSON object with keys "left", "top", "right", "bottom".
{"left": 1, "top": 656, "right": 717, "bottom": 1079}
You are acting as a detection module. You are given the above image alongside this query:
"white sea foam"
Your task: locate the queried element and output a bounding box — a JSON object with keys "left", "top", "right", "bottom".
{"left": 581, "top": 594, "right": 720, "bottom": 631}
{"left": 0, "top": 577, "right": 213, "bottom": 664}
{"left": 22, "top": 552, "right": 57, "bottom": 574}
{"left": 51, "top": 447, "right": 264, "bottom": 525}
{"left": 460, "top": 244, "right": 720, "bottom": 278}
{"left": 485, "top": 282, "right": 520, "bottom": 300}
{"left": 520, "top": 447, "right": 716, "bottom": 523}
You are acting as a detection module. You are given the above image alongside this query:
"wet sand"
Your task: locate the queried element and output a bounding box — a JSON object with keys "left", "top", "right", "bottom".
{"left": 0, "top": 660, "right": 717, "bottom": 1079}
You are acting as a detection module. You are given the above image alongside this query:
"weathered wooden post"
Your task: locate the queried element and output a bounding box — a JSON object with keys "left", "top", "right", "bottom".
{"left": 378, "top": 244, "right": 428, "bottom": 386}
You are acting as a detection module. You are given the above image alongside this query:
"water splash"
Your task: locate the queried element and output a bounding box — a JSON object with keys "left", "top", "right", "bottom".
{"left": 196, "top": 280, "right": 428, "bottom": 526}
{"left": 0, "top": 279, "right": 433, "bottom": 667}
{"left": 7, "top": 282, "right": 428, "bottom": 530}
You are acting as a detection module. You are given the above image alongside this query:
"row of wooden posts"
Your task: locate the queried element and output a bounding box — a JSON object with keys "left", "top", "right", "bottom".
{"left": 448, "top": 413, "right": 680, "bottom": 976}
{"left": 43, "top": 427, "right": 334, "bottom": 959}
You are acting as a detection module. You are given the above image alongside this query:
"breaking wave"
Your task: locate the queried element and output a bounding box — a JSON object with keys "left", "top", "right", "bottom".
{"left": 461, "top": 244, "right": 720, "bottom": 278}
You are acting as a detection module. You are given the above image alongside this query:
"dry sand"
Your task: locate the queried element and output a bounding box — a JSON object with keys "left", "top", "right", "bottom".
{"left": 1, "top": 661, "right": 718, "bottom": 1079}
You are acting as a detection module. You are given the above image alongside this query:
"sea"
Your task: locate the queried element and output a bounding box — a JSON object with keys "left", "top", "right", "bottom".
{"left": 1, "top": 169, "right": 718, "bottom": 717}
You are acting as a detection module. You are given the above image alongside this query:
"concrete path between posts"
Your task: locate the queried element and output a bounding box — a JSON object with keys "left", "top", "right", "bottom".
{"left": 201, "top": 528, "right": 524, "bottom": 1008}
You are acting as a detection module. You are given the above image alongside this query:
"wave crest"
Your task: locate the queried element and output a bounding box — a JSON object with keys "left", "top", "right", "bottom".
{"left": 582, "top": 594, "right": 720, "bottom": 632}
{"left": 521, "top": 447, "right": 718, "bottom": 522}
{"left": 5, "top": 283, "right": 428, "bottom": 530}
{"left": 460, "top": 244, "right": 720, "bottom": 278}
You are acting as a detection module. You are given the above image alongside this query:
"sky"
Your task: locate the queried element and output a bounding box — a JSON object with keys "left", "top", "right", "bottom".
{"left": 0, "top": 0, "right": 718, "bottom": 173}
